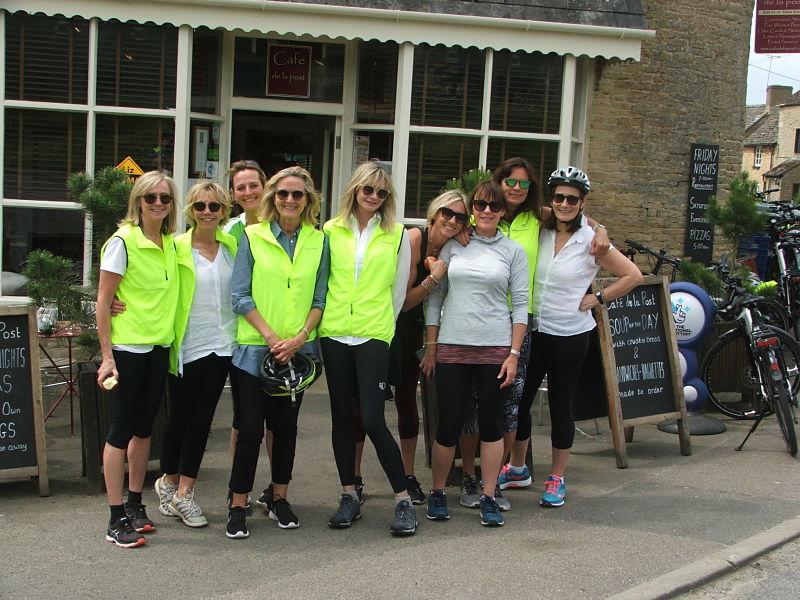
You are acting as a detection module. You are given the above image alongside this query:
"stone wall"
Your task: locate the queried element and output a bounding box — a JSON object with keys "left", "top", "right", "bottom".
{"left": 586, "top": 0, "right": 754, "bottom": 265}
{"left": 777, "top": 105, "right": 800, "bottom": 160}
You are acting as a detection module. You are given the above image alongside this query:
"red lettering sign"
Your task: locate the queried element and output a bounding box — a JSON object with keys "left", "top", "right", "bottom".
{"left": 266, "top": 44, "right": 312, "bottom": 98}
{"left": 755, "top": 0, "right": 800, "bottom": 53}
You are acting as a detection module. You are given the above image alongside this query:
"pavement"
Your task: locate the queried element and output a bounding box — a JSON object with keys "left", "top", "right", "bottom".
{"left": 2, "top": 366, "right": 800, "bottom": 600}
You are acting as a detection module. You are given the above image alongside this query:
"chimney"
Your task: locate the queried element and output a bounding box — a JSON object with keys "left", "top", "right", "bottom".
{"left": 767, "top": 85, "right": 793, "bottom": 107}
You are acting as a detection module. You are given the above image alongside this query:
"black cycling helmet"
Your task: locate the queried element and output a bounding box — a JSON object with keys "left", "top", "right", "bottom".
{"left": 258, "top": 352, "right": 321, "bottom": 404}
{"left": 547, "top": 166, "right": 591, "bottom": 195}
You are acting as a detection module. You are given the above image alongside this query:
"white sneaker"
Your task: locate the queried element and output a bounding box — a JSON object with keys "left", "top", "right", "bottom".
{"left": 154, "top": 475, "right": 178, "bottom": 517}
{"left": 168, "top": 490, "right": 208, "bottom": 528}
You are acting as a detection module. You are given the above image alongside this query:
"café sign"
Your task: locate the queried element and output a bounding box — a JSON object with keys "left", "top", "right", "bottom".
{"left": 267, "top": 44, "right": 312, "bottom": 98}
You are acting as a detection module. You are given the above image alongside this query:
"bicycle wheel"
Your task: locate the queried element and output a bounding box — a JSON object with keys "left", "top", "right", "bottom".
{"left": 702, "top": 326, "right": 800, "bottom": 419}
{"left": 768, "top": 369, "right": 798, "bottom": 456}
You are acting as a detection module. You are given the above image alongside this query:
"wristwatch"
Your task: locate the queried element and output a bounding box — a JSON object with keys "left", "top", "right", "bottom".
{"left": 594, "top": 290, "right": 605, "bottom": 305}
{"left": 509, "top": 348, "right": 521, "bottom": 357}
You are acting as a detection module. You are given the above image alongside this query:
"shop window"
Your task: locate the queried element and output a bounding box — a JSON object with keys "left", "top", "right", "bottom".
{"left": 411, "top": 45, "right": 484, "bottom": 129}
{"left": 490, "top": 51, "right": 563, "bottom": 134}
{"left": 486, "top": 138, "right": 558, "bottom": 192}
{"left": 406, "top": 134, "right": 480, "bottom": 218}
{"left": 754, "top": 146, "right": 762, "bottom": 168}
{"left": 191, "top": 28, "right": 221, "bottom": 114}
{"left": 95, "top": 115, "right": 174, "bottom": 174}
{"left": 233, "top": 38, "right": 344, "bottom": 103}
{"left": 357, "top": 41, "right": 398, "bottom": 124}
{"left": 2, "top": 207, "right": 85, "bottom": 276}
{"left": 793, "top": 184, "right": 799, "bottom": 202}
{"left": 351, "top": 130, "right": 394, "bottom": 167}
{"left": 5, "top": 13, "right": 89, "bottom": 104}
{"left": 3, "top": 109, "right": 87, "bottom": 201}
{"left": 795, "top": 129, "right": 800, "bottom": 154}
{"left": 96, "top": 20, "right": 178, "bottom": 109}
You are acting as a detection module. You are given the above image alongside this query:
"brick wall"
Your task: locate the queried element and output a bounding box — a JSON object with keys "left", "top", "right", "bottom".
{"left": 586, "top": 0, "right": 753, "bottom": 265}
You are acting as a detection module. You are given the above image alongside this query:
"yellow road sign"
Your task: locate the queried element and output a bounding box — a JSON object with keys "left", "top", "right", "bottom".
{"left": 115, "top": 156, "right": 144, "bottom": 182}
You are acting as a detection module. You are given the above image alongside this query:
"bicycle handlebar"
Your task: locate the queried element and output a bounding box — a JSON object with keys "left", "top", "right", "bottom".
{"left": 623, "top": 239, "right": 682, "bottom": 267}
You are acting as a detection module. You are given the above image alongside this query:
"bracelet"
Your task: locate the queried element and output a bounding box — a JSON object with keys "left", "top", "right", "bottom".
{"left": 594, "top": 290, "right": 605, "bottom": 305}
{"left": 509, "top": 348, "right": 521, "bottom": 357}
{"left": 592, "top": 223, "right": 607, "bottom": 232}
{"left": 301, "top": 327, "right": 310, "bottom": 338}
{"left": 425, "top": 341, "right": 437, "bottom": 346}
{"left": 421, "top": 279, "right": 433, "bottom": 290}
{"left": 428, "top": 274, "right": 439, "bottom": 285}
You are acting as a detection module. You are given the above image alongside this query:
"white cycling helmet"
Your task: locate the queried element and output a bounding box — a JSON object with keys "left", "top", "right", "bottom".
{"left": 548, "top": 166, "right": 590, "bottom": 195}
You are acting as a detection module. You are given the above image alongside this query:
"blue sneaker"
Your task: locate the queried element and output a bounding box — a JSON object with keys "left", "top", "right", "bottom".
{"left": 426, "top": 490, "right": 450, "bottom": 521}
{"left": 540, "top": 475, "right": 566, "bottom": 507}
{"left": 479, "top": 495, "right": 504, "bottom": 527}
{"left": 497, "top": 463, "right": 532, "bottom": 490}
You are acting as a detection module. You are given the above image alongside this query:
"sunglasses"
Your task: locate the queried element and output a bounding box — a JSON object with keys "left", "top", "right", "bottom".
{"left": 193, "top": 201, "right": 222, "bottom": 213}
{"left": 142, "top": 193, "right": 173, "bottom": 204}
{"left": 361, "top": 185, "right": 390, "bottom": 199}
{"left": 276, "top": 189, "right": 306, "bottom": 200}
{"left": 503, "top": 177, "right": 531, "bottom": 190}
{"left": 440, "top": 207, "right": 468, "bottom": 224}
{"left": 551, "top": 193, "right": 582, "bottom": 206}
{"left": 472, "top": 200, "right": 504, "bottom": 213}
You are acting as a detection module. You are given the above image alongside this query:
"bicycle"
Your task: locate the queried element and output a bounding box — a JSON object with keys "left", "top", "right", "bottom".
{"left": 760, "top": 200, "right": 800, "bottom": 339}
{"left": 700, "top": 265, "right": 799, "bottom": 455}
{"left": 623, "top": 239, "right": 682, "bottom": 281}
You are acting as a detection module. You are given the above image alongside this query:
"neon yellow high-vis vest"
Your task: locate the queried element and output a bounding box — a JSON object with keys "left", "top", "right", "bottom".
{"left": 318, "top": 217, "right": 404, "bottom": 344}
{"left": 500, "top": 210, "right": 540, "bottom": 313}
{"left": 169, "top": 227, "right": 238, "bottom": 375}
{"left": 236, "top": 222, "right": 324, "bottom": 346}
{"left": 100, "top": 224, "right": 179, "bottom": 345}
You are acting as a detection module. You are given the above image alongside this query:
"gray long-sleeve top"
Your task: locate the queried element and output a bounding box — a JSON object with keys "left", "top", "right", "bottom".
{"left": 425, "top": 229, "right": 529, "bottom": 347}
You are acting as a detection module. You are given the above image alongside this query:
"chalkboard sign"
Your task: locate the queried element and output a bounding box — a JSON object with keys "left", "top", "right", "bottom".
{"left": 0, "top": 305, "right": 49, "bottom": 495}
{"left": 594, "top": 277, "right": 691, "bottom": 468}
{"left": 683, "top": 143, "right": 719, "bottom": 265}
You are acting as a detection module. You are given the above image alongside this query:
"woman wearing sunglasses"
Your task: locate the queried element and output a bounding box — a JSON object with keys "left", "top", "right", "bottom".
{"left": 227, "top": 166, "right": 329, "bottom": 539}
{"left": 95, "top": 171, "right": 180, "bottom": 548}
{"left": 151, "top": 182, "right": 237, "bottom": 529}
{"left": 421, "top": 180, "right": 529, "bottom": 527}
{"left": 517, "top": 167, "right": 641, "bottom": 508}
{"left": 318, "top": 160, "right": 417, "bottom": 537}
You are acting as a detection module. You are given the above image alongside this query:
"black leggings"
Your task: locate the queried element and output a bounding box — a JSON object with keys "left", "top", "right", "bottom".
{"left": 161, "top": 353, "right": 231, "bottom": 479}
{"left": 320, "top": 337, "right": 406, "bottom": 494}
{"left": 517, "top": 330, "right": 591, "bottom": 450}
{"left": 228, "top": 365, "right": 303, "bottom": 493}
{"left": 106, "top": 346, "right": 169, "bottom": 449}
{"left": 435, "top": 362, "right": 504, "bottom": 447}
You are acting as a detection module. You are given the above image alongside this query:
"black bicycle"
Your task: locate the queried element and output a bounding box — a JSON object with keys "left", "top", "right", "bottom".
{"left": 623, "top": 239, "right": 682, "bottom": 280}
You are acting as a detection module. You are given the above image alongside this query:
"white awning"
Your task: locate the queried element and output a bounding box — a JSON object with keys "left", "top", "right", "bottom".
{"left": 6, "top": 0, "right": 654, "bottom": 60}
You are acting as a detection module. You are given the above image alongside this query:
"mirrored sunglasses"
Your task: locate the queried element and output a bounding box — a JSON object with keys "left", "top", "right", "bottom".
{"left": 142, "top": 193, "right": 173, "bottom": 204}
{"left": 551, "top": 193, "right": 581, "bottom": 206}
{"left": 362, "top": 185, "right": 390, "bottom": 199}
{"left": 503, "top": 177, "right": 531, "bottom": 190}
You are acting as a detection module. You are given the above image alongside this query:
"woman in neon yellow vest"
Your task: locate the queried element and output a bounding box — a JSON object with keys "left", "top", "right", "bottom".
{"left": 152, "top": 181, "right": 237, "bottom": 530}
{"left": 318, "top": 160, "right": 417, "bottom": 537}
{"left": 227, "top": 166, "right": 329, "bottom": 539}
{"left": 96, "top": 171, "right": 179, "bottom": 548}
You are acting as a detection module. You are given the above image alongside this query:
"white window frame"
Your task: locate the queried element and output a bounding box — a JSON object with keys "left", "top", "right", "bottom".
{"left": 754, "top": 145, "right": 762, "bottom": 169}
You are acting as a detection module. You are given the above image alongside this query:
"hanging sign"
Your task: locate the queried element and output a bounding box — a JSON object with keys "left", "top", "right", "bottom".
{"left": 755, "top": 0, "right": 800, "bottom": 53}
{"left": 115, "top": 156, "right": 145, "bottom": 183}
{"left": 266, "top": 44, "right": 312, "bottom": 98}
{"left": 683, "top": 143, "right": 719, "bottom": 265}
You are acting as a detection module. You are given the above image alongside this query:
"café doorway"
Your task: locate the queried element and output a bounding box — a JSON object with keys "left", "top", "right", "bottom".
{"left": 230, "top": 110, "right": 337, "bottom": 221}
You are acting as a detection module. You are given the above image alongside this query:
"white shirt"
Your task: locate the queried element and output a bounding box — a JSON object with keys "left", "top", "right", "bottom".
{"left": 332, "top": 214, "right": 411, "bottom": 346}
{"left": 532, "top": 215, "right": 602, "bottom": 336}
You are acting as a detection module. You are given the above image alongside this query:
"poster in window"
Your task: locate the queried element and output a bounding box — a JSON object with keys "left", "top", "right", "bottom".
{"left": 267, "top": 44, "right": 312, "bottom": 98}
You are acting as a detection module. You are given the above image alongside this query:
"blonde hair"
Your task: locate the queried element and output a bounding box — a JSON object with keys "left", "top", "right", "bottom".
{"left": 336, "top": 161, "right": 396, "bottom": 233}
{"left": 426, "top": 189, "right": 468, "bottom": 225}
{"left": 258, "top": 166, "right": 321, "bottom": 226}
{"left": 182, "top": 181, "right": 232, "bottom": 228}
{"left": 120, "top": 171, "right": 178, "bottom": 235}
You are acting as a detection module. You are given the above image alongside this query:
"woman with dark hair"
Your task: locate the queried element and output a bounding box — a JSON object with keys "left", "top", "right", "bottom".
{"left": 226, "top": 166, "right": 329, "bottom": 539}
{"left": 422, "top": 180, "right": 529, "bottom": 528}
{"left": 318, "top": 160, "right": 416, "bottom": 537}
{"left": 96, "top": 171, "right": 179, "bottom": 547}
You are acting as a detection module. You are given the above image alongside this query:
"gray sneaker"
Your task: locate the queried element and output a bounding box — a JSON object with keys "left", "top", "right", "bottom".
{"left": 168, "top": 490, "right": 208, "bottom": 528}
{"left": 494, "top": 485, "right": 511, "bottom": 512}
{"left": 390, "top": 499, "right": 418, "bottom": 537}
{"left": 154, "top": 475, "right": 178, "bottom": 517}
{"left": 328, "top": 494, "right": 362, "bottom": 529}
{"left": 459, "top": 475, "right": 481, "bottom": 508}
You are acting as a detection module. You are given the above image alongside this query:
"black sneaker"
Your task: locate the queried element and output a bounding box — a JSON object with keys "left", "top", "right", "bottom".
{"left": 106, "top": 516, "right": 146, "bottom": 548}
{"left": 226, "top": 489, "right": 252, "bottom": 513}
{"left": 328, "top": 494, "right": 362, "bottom": 529}
{"left": 269, "top": 498, "right": 300, "bottom": 529}
{"left": 226, "top": 506, "right": 249, "bottom": 539}
{"left": 390, "top": 499, "right": 418, "bottom": 537}
{"left": 406, "top": 475, "right": 426, "bottom": 505}
{"left": 355, "top": 476, "right": 366, "bottom": 505}
{"left": 124, "top": 502, "right": 155, "bottom": 533}
{"left": 255, "top": 484, "right": 273, "bottom": 512}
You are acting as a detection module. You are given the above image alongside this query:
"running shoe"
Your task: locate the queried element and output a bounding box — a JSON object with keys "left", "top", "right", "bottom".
{"left": 269, "top": 498, "right": 300, "bottom": 529}
{"left": 124, "top": 502, "right": 155, "bottom": 533}
{"left": 225, "top": 506, "right": 249, "bottom": 539}
{"left": 328, "top": 494, "right": 362, "bottom": 529}
{"left": 426, "top": 489, "right": 450, "bottom": 521}
{"left": 255, "top": 484, "right": 273, "bottom": 512}
{"left": 154, "top": 476, "right": 178, "bottom": 517}
{"left": 168, "top": 491, "right": 208, "bottom": 528}
{"left": 494, "top": 485, "right": 511, "bottom": 512}
{"left": 497, "top": 463, "right": 532, "bottom": 490}
{"left": 406, "top": 475, "right": 426, "bottom": 505}
{"left": 459, "top": 475, "right": 481, "bottom": 508}
{"left": 540, "top": 475, "right": 566, "bottom": 507}
{"left": 106, "top": 516, "right": 146, "bottom": 548}
{"left": 479, "top": 495, "right": 505, "bottom": 527}
{"left": 390, "top": 499, "right": 418, "bottom": 537}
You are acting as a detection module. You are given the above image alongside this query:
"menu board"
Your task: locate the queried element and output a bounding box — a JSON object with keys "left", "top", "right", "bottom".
{"left": 683, "top": 143, "right": 719, "bottom": 265}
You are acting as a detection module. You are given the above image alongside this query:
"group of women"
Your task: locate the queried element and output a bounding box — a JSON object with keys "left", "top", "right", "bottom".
{"left": 95, "top": 154, "right": 641, "bottom": 549}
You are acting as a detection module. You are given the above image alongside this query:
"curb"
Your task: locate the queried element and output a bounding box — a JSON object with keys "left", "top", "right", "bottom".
{"left": 607, "top": 514, "right": 800, "bottom": 600}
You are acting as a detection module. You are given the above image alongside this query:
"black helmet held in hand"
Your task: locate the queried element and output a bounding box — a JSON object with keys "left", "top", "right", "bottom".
{"left": 258, "top": 352, "right": 321, "bottom": 404}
